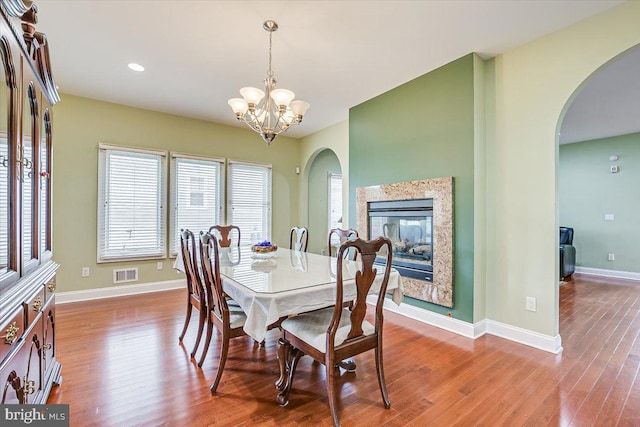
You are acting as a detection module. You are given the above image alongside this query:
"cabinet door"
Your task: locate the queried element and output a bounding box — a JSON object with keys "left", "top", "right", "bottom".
{"left": 20, "top": 80, "right": 38, "bottom": 275}
{"left": 39, "top": 109, "right": 51, "bottom": 261}
{"left": 0, "top": 35, "right": 18, "bottom": 295}
{"left": 0, "top": 317, "right": 43, "bottom": 404}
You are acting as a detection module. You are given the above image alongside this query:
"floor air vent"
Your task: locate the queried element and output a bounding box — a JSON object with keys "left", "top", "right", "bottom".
{"left": 113, "top": 267, "right": 138, "bottom": 284}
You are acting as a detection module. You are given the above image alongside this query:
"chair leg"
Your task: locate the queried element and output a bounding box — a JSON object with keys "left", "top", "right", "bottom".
{"left": 326, "top": 360, "right": 341, "bottom": 427}
{"left": 210, "top": 329, "right": 230, "bottom": 394}
{"left": 178, "top": 301, "right": 192, "bottom": 342}
{"left": 375, "top": 346, "right": 391, "bottom": 409}
{"left": 190, "top": 309, "right": 206, "bottom": 359}
{"left": 197, "top": 318, "right": 214, "bottom": 368}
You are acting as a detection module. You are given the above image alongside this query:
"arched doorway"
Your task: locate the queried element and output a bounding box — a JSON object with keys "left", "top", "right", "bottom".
{"left": 557, "top": 43, "right": 640, "bottom": 335}
{"left": 306, "top": 149, "right": 342, "bottom": 254}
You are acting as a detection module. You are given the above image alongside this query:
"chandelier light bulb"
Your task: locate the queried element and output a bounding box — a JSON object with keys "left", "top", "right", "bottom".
{"left": 290, "top": 100, "right": 310, "bottom": 118}
{"left": 240, "top": 87, "right": 265, "bottom": 106}
{"left": 270, "top": 88, "right": 295, "bottom": 107}
{"left": 228, "top": 98, "right": 249, "bottom": 115}
{"left": 227, "top": 20, "right": 310, "bottom": 145}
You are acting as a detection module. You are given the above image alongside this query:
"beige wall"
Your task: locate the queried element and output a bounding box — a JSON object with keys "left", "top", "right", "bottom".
{"left": 298, "top": 120, "right": 349, "bottom": 238}
{"left": 52, "top": 95, "right": 300, "bottom": 292}
{"left": 485, "top": 1, "right": 640, "bottom": 336}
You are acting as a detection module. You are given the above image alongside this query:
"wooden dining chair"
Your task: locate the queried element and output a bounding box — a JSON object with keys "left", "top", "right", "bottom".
{"left": 328, "top": 228, "right": 359, "bottom": 260}
{"left": 276, "top": 237, "right": 393, "bottom": 426}
{"left": 209, "top": 225, "right": 241, "bottom": 248}
{"left": 198, "top": 232, "right": 248, "bottom": 393}
{"left": 289, "top": 226, "right": 309, "bottom": 252}
{"left": 178, "top": 229, "right": 208, "bottom": 359}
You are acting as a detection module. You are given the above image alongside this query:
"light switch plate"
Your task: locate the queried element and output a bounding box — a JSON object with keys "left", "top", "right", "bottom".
{"left": 605, "top": 214, "right": 615, "bottom": 221}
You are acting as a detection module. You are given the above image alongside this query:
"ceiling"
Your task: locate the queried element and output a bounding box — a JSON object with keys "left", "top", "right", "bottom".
{"left": 35, "top": 1, "right": 625, "bottom": 140}
{"left": 560, "top": 44, "right": 640, "bottom": 144}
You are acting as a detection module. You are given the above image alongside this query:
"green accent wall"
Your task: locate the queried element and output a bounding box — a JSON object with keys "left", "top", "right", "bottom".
{"left": 307, "top": 149, "right": 341, "bottom": 255}
{"left": 349, "top": 54, "right": 475, "bottom": 322}
{"left": 52, "top": 95, "right": 300, "bottom": 293}
{"left": 559, "top": 133, "right": 640, "bottom": 273}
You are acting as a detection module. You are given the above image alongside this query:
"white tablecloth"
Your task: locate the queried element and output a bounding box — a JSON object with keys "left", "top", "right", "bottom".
{"left": 175, "top": 247, "right": 404, "bottom": 342}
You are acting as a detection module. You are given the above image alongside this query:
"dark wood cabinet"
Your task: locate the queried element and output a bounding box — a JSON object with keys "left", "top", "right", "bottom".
{"left": 0, "top": 0, "right": 60, "bottom": 405}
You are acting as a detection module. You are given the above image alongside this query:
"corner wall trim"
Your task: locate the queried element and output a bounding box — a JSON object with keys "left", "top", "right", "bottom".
{"left": 55, "top": 279, "right": 184, "bottom": 304}
{"left": 575, "top": 267, "right": 640, "bottom": 282}
{"left": 371, "top": 296, "right": 562, "bottom": 354}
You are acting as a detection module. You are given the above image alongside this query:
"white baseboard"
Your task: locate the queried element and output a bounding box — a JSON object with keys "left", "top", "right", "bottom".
{"left": 485, "top": 319, "right": 563, "bottom": 354}
{"left": 56, "top": 279, "right": 184, "bottom": 304}
{"left": 575, "top": 267, "right": 640, "bottom": 282}
{"left": 373, "top": 296, "right": 477, "bottom": 338}
{"left": 372, "top": 296, "right": 562, "bottom": 354}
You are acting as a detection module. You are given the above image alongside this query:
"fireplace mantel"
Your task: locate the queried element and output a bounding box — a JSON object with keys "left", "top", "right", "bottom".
{"left": 356, "top": 177, "right": 454, "bottom": 307}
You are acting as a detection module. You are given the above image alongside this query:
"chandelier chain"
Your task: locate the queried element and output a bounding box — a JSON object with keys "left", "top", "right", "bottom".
{"left": 268, "top": 29, "right": 273, "bottom": 78}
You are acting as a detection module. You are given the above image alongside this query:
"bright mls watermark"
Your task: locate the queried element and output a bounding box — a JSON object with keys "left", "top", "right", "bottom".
{"left": 0, "top": 405, "right": 69, "bottom": 426}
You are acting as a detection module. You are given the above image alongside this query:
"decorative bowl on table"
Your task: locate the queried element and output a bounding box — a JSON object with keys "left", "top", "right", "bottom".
{"left": 251, "top": 241, "right": 278, "bottom": 258}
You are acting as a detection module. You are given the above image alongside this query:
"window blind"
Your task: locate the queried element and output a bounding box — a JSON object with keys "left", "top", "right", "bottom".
{"left": 40, "top": 136, "right": 48, "bottom": 255}
{"left": 228, "top": 161, "right": 271, "bottom": 246}
{"left": 0, "top": 135, "right": 8, "bottom": 271}
{"left": 22, "top": 138, "right": 33, "bottom": 262}
{"left": 170, "top": 155, "right": 224, "bottom": 256}
{"left": 328, "top": 172, "right": 343, "bottom": 246}
{"left": 98, "top": 145, "right": 167, "bottom": 262}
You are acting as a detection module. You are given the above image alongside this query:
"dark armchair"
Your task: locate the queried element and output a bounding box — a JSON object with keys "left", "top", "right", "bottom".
{"left": 560, "top": 227, "right": 576, "bottom": 281}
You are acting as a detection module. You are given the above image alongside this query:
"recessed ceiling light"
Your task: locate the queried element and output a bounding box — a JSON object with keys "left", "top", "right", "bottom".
{"left": 128, "top": 63, "right": 144, "bottom": 72}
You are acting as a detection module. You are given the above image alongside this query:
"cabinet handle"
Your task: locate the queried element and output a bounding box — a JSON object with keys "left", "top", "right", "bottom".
{"left": 2, "top": 322, "right": 19, "bottom": 345}
{"left": 22, "top": 376, "right": 35, "bottom": 396}
{"left": 47, "top": 279, "right": 56, "bottom": 293}
{"left": 33, "top": 296, "right": 42, "bottom": 311}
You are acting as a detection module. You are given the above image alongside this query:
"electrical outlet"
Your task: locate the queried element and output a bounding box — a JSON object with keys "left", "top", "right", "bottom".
{"left": 608, "top": 253, "right": 615, "bottom": 261}
{"left": 526, "top": 296, "right": 536, "bottom": 312}
{"left": 81, "top": 267, "right": 90, "bottom": 277}
{"left": 605, "top": 214, "right": 615, "bottom": 221}
{"left": 156, "top": 261, "right": 163, "bottom": 270}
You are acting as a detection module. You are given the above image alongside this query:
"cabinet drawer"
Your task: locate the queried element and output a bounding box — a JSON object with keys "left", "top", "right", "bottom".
{"left": 24, "top": 286, "right": 45, "bottom": 328}
{"left": 43, "top": 275, "right": 56, "bottom": 304}
{"left": 0, "top": 306, "right": 25, "bottom": 364}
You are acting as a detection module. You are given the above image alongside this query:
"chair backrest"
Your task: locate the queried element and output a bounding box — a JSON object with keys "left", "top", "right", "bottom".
{"left": 209, "top": 225, "right": 241, "bottom": 248}
{"left": 330, "top": 237, "right": 392, "bottom": 346}
{"left": 199, "top": 232, "right": 230, "bottom": 321}
{"left": 289, "top": 226, "right": 309, "bottom": 252}
{"left": 180, "top": 229, "right": 204, "bottom": 301}
{"left": 560, "top": 227, "right": 574, "bottom": 245}
{"left": 328, "top": 228, "right": 359, "bottom": 259}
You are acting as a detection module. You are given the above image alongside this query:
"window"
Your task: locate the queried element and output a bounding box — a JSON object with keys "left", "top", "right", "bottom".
{"left": 169, "top": 154, "right": 224, "bottom": 256}
{"left": 98, "top": 144, "right": 167, "bottom": 262}
{"left": 228, "top": 161, "right": 271, "bottom": 245}
{"left": 328, "top": 172, "right": 343, "bottom": 244}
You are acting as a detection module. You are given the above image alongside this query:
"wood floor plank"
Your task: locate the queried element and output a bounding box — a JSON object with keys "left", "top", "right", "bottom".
{"left": 47, "top": 275, "right": 640, "bottom": 425}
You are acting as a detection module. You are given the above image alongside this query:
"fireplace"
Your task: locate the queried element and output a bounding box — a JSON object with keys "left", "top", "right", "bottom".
{"left": 368, "top": 199, "right": 433, "bottom": 282}
{"left": 356, "top": 177, "right": 453, "bottom": 307}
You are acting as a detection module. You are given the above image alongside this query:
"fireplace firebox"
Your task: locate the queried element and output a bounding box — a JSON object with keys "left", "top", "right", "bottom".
{"left": 368, "top": 199, "right": 433, "bottom": 282}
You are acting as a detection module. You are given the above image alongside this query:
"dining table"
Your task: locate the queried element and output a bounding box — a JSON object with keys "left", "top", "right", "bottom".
{"left": 174, "top": 246, "right": 404, "bottom": 343}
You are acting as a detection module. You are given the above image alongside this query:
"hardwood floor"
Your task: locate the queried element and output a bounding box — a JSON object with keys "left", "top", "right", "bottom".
{"left": 48, "top": 275, "right": 640, "bottom": 426}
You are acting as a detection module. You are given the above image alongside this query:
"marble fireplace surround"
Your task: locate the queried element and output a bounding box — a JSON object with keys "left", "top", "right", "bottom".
{"left": 356, "top": 177, "right": 454, "bottom": 307}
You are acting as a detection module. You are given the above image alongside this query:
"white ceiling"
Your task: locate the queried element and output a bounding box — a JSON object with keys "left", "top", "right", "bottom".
{"left": 36, "top": 1, "right": 624, "bottom": 140}
{"left": 560, "top": 44, "right": 640, "bottom": 144}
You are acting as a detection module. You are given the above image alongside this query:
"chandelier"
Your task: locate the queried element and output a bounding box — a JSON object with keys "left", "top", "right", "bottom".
{"left": 228, "top": 20, "right": 310, "bottom": 145}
